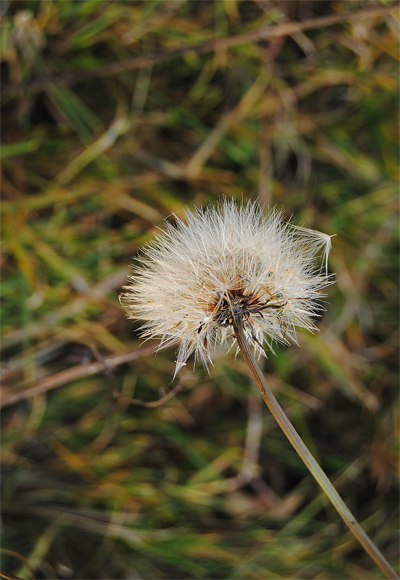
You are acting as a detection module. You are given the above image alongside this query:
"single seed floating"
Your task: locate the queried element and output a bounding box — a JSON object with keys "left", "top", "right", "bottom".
{"left": 120, "top": 199, "right": 333, "bottom": 377}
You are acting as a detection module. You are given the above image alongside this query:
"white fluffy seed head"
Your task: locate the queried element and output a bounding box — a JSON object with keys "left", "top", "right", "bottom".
{"left": 120, "top": 199, "right": 334, "bottom": 377}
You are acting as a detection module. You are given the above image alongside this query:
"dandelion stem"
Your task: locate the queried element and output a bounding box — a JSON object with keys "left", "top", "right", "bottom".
{"left": 233, "top": 316, "right": 398, "bottom": 580}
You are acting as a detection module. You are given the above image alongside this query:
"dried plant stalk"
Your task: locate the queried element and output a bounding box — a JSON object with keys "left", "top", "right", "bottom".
{"left": 233, "top": 315, "right": 397, "bottom": 580}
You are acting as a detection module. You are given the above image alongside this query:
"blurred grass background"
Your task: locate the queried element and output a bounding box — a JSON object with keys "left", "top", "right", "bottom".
{"left": 1, "top": 1, "right": 399, "bottom": 578}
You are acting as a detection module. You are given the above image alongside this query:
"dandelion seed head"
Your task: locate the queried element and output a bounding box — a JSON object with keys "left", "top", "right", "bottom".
{"left": 120, "top": 199, "right": 334, "bottom": 377}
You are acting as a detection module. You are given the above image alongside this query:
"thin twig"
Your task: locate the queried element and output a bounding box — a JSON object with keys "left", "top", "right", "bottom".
{"left": 0, "top": 344, "right": 155, "bottom": 409}
{"left": 232, "top": 316, "right": 398, "bottom": 580}
{"left": 113, "top": 381, "right": 185, "bottom": 408}
{"left": 3, "top": 4, "right": 395, "bottom": 99}
{"left": 86, "top": 342, "right": 186, "bottom": 409}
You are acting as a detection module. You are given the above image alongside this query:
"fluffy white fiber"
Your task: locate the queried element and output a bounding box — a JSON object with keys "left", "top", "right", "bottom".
{"left": 120, "top": 199, "right": 334, "bottom": 377}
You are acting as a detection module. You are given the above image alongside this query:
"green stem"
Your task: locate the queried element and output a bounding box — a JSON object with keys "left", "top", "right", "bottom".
{"left": 233, "top": 317, "right": 398, "bottom": 580}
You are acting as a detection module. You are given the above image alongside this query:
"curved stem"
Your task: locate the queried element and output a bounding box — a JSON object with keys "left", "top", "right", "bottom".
{"left": 233, "top": 317, "right": 398, "bottom": 580}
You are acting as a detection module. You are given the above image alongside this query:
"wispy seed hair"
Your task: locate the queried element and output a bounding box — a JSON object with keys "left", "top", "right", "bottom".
{"left": 120, "top": 199, "right": 334, "bottom": 377}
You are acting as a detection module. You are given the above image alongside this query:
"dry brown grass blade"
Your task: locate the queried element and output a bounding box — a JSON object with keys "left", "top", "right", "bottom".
{"left": 186, "top": 77, "right": 268, "bottom": 178}
{"left": 0, "top": 344, "right": 155, "bottom": 409}
{"left": 0, "top": 549, "right": 35, "bottom": 580}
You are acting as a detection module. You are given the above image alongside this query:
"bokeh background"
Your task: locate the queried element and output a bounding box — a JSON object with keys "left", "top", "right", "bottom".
{"left": 1, "top": 1, "right": 399, "bottom": 579}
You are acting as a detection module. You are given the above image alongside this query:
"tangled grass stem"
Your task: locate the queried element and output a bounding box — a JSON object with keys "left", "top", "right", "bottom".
{"left": 232, "top": 316, "right": 398, "bottom": 580}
